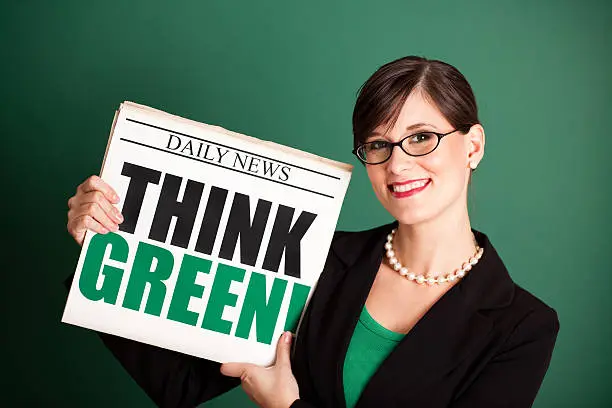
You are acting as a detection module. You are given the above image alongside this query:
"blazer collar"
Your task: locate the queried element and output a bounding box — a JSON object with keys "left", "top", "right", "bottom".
{"left": 332, "top": 221, "right": 515, "bottom": 312}
{"left": 323, "top": 221, "right": 516, "bottom": 407}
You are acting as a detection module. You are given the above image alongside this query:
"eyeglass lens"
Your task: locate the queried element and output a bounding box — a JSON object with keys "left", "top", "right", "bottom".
{"left": 359, "top": 132, "right": 439, "bottom": 163}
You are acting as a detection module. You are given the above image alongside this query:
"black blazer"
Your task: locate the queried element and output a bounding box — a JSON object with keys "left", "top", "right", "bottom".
{"left": 89, "top": 222, "right": 559, "bottom": 408}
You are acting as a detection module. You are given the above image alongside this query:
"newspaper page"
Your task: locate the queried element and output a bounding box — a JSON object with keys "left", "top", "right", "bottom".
{"left": 62, "top": 102, "right": 352, "bottom": 365}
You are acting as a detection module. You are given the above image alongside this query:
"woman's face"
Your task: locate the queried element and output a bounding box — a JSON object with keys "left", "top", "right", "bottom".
{"left": 365, "top": 90, "right": 484, "bottom": 226}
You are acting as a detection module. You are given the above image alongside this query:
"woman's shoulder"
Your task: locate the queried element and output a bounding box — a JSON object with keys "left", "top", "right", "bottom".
{"left": 506, "top": 283, "right": 559, "bottom": 334}
{"left": 474, "top": 229, "right": 559, "bottom": 338}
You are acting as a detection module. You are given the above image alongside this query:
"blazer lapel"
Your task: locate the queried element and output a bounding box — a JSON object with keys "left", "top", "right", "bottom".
{"left": 355, "top": 284, "right": 493, "bottom": 406}
{"left": 356, "top": 229, "right": 515, "bottom": 406}
{"left": 304, "top": 223, "right": 515, "bottom": 408}
{"left": 306, "top": 226, "right": 388, "bottom": 408}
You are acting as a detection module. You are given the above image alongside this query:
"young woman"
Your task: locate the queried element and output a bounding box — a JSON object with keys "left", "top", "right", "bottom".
{"left": 66, "top": 56, "right": 559, "bottom": 408}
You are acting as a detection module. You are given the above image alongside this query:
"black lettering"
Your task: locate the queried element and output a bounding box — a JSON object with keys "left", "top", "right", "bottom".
{"left": 203, "top": 144, "right": 215, "bottom": 161}
{"left": 180, "top": 140, "right": 193, "bottom": 155}
{"left": 262, "top": 161, "right": 280, "bottom": 177}
{"left": 233, "top": 152, "right": 248, "bottom": 170}
{"left": 119, "top": 163, "right": 162, "bottom": 234}
{"left": 262, "top": 205, "right": 317, "bottom": 278}
{"left": 248, "top": 157, "right": 260, "bottom": 173}
{"left": 219, "top": 193, "right": 271, "bottom": 266}
{"left": 279, "top": 166, "right": 291, "bottom": 181}
{"left": 216, "top": 147, "right": 229, "bottom": 164}
{"left": 194, "top": 187, "right": 228, "bottom": 255}
{"left": 167, "top": 135, "right": 182, "bottom": 150}
{"left": 149, "top": 174, "right": 204, "bottom": 248}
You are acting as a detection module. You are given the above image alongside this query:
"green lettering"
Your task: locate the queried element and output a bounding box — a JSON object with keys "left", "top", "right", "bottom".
{"left": 284, "top": 282, "right": 311, "bottom": 332}
{"left": 122, "top": 242, "right": 174, "bottom": 316}
{"left": 235, "top": 272, "right": 287, "bottom": 344}
{"left": 79, "top": 233, "right": 129, "bottom": 304}
{"left": 167, "top": 254, "right": 212, "bottom": 326}
{"left": 201, "top": 263, "right": 245, "bottom": 334}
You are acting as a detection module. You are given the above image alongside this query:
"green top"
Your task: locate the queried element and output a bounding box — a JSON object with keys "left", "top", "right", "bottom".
{"left": 343, "top": 307, "right": 405, "bottom": 408}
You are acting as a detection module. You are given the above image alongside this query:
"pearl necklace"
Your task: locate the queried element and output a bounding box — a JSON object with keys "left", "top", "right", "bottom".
{"left": 384, "top": 228, "right": 484, "bottom": 285}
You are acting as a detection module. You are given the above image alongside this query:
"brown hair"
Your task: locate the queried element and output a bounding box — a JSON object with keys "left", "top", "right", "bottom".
{"left": 352, "top": 56, "right": 480, "bottom": 149}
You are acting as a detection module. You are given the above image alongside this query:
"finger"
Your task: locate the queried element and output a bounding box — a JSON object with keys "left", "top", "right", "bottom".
{"left": 274, "top": 331, "right": 293, "bottom": 368}
{"left": 68, "top": 214, "right": 109, "bottom": 244}
{"left": 67, "top": 195, "right": 76, "bottom": 209}
{"left": 72, "top": 202, "right": 119, "bottom": 233}
{"left": 78, "top": 175, "right": 120, "bottom": 204}
{"left": 79, "top": 191, "right": 124, "bottom": 224}
{"left": 220, "top": 362, "right": 253, "bottom": 378}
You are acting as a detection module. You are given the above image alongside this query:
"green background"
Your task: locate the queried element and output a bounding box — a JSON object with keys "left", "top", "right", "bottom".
{"left": 2, "top": 0, "right": 610, "bottom": 406}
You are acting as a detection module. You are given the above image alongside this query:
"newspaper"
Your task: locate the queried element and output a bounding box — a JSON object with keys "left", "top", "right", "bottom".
{"left": 62, "top": 102, "right": 352, "bottom": 365}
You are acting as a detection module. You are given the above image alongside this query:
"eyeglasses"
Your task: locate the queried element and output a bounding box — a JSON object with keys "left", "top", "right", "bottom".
{"left": 352, "top": 127, "right": 469, "bottom": 165}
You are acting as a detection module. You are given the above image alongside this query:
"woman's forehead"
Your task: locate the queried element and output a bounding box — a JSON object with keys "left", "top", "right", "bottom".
{"left": 371, "top": 92, "right": 451, "bottom": 138}
{"left": 396, "top": 92, "right": 450, "bottom": 129}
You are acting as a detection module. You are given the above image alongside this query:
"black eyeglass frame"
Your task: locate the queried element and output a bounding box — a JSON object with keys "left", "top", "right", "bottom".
{"left": 352, "top": 125, "right": 471, "bottom": 165}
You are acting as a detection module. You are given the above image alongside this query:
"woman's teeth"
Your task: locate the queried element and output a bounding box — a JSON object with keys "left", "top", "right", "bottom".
{"left": 392, "top": 179, "right": 429, "bottom": 193}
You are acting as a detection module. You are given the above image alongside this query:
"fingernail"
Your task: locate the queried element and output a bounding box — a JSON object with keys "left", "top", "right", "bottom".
{"left": 284, "top": 331, "right": 292, "bottom": 343}
{"left": 114, "top": 209, "right": 123, "bottom": 222}
{"left": 113, "top": 193, "right": 120, "bottom": 203}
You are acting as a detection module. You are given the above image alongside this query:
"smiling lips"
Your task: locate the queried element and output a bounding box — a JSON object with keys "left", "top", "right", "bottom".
{"left": 389, "top": 179, "right": 431, "bottom": 198}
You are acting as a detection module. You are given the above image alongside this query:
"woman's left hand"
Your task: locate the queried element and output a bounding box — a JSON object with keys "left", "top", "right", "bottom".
{"left": 220, "top": 331, "right": 300, "bottom": 408}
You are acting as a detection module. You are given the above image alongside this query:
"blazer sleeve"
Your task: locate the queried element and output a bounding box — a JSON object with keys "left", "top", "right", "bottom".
{"left": 98, "top": 333, "right": 240, "bottom": 407}
{"left": 450, "top": 308, "right": 560, "bottom": 408}
{"left": 64, "top": 274, "right": 240, "bottom": 408}
{"left": 290, "top": 400, "right": 317, "bottom": 407}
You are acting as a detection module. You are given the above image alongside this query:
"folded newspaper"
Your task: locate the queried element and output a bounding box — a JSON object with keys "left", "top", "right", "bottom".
{"left": 62, "top": 102, "right": 352, "bottom": 365}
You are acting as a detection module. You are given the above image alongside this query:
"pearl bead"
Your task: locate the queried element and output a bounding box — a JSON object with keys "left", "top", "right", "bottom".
{"left": 384, "top": 229, "right": 483, "bottom": 285}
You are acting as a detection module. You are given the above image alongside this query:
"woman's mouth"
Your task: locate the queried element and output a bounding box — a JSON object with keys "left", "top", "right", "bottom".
{"left": 388, "top": 179, "right": 431, "bottom": 198}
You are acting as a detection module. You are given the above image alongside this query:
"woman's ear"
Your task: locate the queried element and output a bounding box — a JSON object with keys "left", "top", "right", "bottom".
{"left": 466, "top": 124, "right": 485, "bottom": 170}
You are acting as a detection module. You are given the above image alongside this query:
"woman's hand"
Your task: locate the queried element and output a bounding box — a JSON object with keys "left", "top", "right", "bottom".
{"left": 220, "top": 331, "right": 300, "bottom": 408}
{"left": 67, "top": 175, "right": 123, "bottom": 246}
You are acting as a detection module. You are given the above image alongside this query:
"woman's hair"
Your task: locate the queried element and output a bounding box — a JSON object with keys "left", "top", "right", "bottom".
{"left": 352, "top": 56, "right": 480, "bottom": 149}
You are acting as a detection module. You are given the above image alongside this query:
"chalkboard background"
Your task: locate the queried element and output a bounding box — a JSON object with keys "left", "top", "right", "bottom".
{"left": 2, "top": 1, "right": 611, "bottom": 407}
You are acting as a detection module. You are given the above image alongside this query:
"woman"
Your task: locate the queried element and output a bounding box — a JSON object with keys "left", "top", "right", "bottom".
{"left": 66, "top": 56, "right": 559, "bottom": 408}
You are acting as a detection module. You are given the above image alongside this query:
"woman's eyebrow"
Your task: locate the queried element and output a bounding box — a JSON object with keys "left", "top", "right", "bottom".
{"left": 365, "top": 134, "right": 387, "bottom": 142}
{"left": 369, "top": 122, "right": 438, "bottom": 138}
{"left": 405, "top": 122, "right": 438, "bottom": 131}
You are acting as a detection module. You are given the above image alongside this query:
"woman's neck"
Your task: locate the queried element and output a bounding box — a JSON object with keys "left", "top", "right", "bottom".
{"left": 392, "top": 205, "right": 477, "bottom": 278}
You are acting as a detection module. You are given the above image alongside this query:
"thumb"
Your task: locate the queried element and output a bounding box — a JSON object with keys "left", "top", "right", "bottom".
{"left": 220, "top": 362, "right": 253, "bottom": 378}
{"left": 275, "top": 331, "right": 293, "bottom": 367}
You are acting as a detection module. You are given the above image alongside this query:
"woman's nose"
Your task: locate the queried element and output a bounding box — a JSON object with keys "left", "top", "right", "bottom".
{"left": 386, "top": 145, "right": 415, "bottom": 175}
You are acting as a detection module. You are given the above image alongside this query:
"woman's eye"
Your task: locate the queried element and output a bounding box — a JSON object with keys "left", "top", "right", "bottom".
{"left": 368, "top": 141, "right": 388, "bottom": 150}
{"left": 409, "top": 133, "right": 434, "bottom": 143}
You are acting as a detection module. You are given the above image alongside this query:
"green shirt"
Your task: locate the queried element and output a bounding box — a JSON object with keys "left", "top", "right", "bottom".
{"left": 343, "top": 307, "right": 405, "bottom": 408}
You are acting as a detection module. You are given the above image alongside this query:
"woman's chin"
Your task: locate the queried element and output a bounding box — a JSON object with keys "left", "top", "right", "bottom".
{"left": 388, "top": 207, "right": 436, "bottom": 226}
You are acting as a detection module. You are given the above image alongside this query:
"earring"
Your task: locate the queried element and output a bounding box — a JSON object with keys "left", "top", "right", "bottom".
{"left": 469, "top": 162, "right": 478, "bottom": 170}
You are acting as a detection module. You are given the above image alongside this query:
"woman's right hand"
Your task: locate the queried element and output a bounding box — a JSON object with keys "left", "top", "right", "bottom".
{"left": 67, "top": 175, "right": 124, "bottom": 246}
